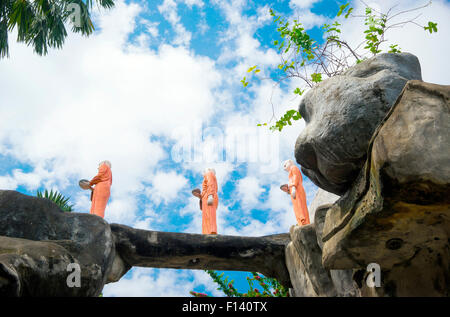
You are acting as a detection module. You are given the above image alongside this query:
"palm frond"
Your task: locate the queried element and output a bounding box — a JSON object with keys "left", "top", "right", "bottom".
{"left": 36, "top": 189, "right": 74, "bottom": 212}
{"left": 0, "top": 0, "right": 116, "bottom": 58}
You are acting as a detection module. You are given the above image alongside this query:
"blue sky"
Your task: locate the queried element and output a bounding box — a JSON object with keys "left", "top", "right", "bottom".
{"left": 0, "top": 0, "right": 449, "bottom": 296}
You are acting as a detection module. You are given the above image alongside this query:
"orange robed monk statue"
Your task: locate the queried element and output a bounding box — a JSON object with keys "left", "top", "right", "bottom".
{"left": 192, "top": 167, "right": 219, "bottom": 234}
{"left": 79, "top": 160, "right": 112, "bottom": 219}
{"left": 280, "top": 159, "right": 310, "bottom": 226}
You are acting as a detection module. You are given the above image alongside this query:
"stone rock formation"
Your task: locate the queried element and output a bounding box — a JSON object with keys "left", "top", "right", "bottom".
{"left": 0, "top": 190, "right": 291, "bottom": 296}
{"left": 111, "top": 223, "right": 291, "bottom": 287}
{"left": 0, "top": 55, "right": 448, "bottom": 298}
{"left": 321, "top": 80, "right": 450, "bottom": 296}
{"left": 308, "top": 188, "right": 340, "bottom": 226}
{"left": 285, "top": 188, "right": 359, "bottom": 297}
{"left": 286, "top": 224, "right": 337, "bottom": 296}
{"left": 0, "top": 190, "right": 115, "bottom": 296}
{"left": 286, "top": 69, "right": 448, "bottom": 297}
{"left": 295, "top": 53, "right": 422, "bottom": 195}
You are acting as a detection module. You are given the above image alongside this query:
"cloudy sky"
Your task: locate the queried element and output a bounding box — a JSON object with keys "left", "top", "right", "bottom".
{"left": 0, "top": 0, "right": 448, "bottom": 296}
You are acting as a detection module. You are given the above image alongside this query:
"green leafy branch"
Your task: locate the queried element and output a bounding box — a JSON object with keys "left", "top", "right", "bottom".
{"left": 190, "top": 270, "right": 289, "bottom": 297}
{"left": 241, "top": 1, "right": 438, "bottom": 132}
{"left": 363, "top": 7, "right": 387, "bottom": 55}
{"left": 358, "top": 0, "right": 438, "bottom": 56}
{"left": 244, "top": 3, "right": 356, "bottom": 131}
{"left": 241, "top": 65, "right": 260, "bottom": 87}
{"left": 424, "top": 21, "right": 438, "bottom": 33}
{"left": 259, "top": 109, "right": 301, "bottom": 132}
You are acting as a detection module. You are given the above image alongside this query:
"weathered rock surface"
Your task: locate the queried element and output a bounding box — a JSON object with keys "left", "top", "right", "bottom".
{"left": 1, "top": 78, "right": 448, "bottom": 297}
{"left": 285, "top": 240, "right": 317, "bottom": 296}
{"left": 111, "top": 224, "right": 292, "bottom": 288}
{"left": 0, "top": 190, "right": 292, "bottom": 295}
{"left": 308, "top": 188, "right": 340, "bottom": 224}
{"left": 285, "top": 224, "right": 362, "bottom": 297}
{"left": 295, "top": 53, "right": 422, "bottom": 195}
{"left": 314, "top": 204, "right": 333, "bottom": 250}
{"left": 312, "top": 196, "right": 359, "bottom": 297}
{"left": 287, "top": 224, "right": 336, "bottom": 296}
{"left": 285, "top": 188, "right": 359, "bottom": 297}
{"left": 0, "top": 190, "right": 115, "bottom": 296}
{"left": 321, "top": 80, "right": 450, "bottom": 296}
{"left": 0, "top": 236, "right": 104, "bottom": 296}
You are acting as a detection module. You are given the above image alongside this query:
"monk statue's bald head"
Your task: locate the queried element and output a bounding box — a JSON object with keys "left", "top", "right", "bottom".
{"left": 99, "top": 160, "right": 112, "bottom": 168}
{"left": 203, "top": 167, "right": 216, "bottom": 176}
{"left": 282, "top": 159, "right": 294, "bottom": 172}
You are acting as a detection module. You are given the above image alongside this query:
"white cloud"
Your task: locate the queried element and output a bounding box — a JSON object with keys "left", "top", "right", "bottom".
{"left": 339, "top": 0, "right": 450, "bottom": 84}
{"left": 215, "top": 0, "right": 279, "bottom": 72}
{"left": 3, "top": 0, "right": 445, "bottom": 298}
{"left": 289, "top": 0, "right": 322, "bottom": 9}
{"left": 147, "top": 170, "right": 188, "bottom": 205}
{"left": 0, "top": 0, "right": 222, "bottom": 225}
{"left": 140, "top": 19, "right": 160, "bottom": 38}
{"left": 236, "top": 176, "right": 264, "bottom": 209}
{"left": 73, "top": 191, "right": 92, "bottom": 213}
{"left": 133, "top": 217, "right": 154, "bottom": 230}
{"left": 190, "top": 270, "right": 224, "bottom": 296}
{"left": 235, "top": 218, "right": 281, "bottom": 236}
{"left": 292, "top": 10, "right": 328, "bottom": 29}
{"left": 179, "top": 195, "right": 202, "bottom": 218}
{"left": 102, "top": 267, "right": 214, "bottom": 297}
{"left": 0, "top": 175, "right": 18, "bottom": 190}
{"left": 105, "top": 195, "right": 139, "bottom": 224}
{"left": 158, "top": 0, "right": 194, "bottom": 46}
{"left": 10, "top": 169, "right": 41, "bottom": 190}
{"left": 181, "top": 0, "right": 204, "bottom": 8}
{"left": 103, "top": 267, "right": 224, "bottom": 297}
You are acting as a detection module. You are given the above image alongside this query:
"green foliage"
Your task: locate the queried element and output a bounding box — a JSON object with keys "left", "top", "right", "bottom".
{"left": 240, "top": 65, "right": 260, "bottom": 87}
{"left": 337, "top": 3, "right": 352, "bottom": 18}
{"left": 265, "top": 109, "right": 301, "bottom": 132}
{"left": 247, "top": 65, "right": 260, "bottom": 74}
{"left": 388, "top": 44, "right": 401, "bottom": 54}
{"left": 269, "top": 8, "right": 315, "bottom": 66}
{"left": 240, "top": 76, "right": 249, "bottom": 87}
{"left": 242, "top": 272, "right": 289, "bottom": 297}
{"left": 36, "top": 189, "right": 73, "bottom": 212}
{"left": 293, "top": 87, "right": 305, "bottom": 96}
{"left": 242, "top": 2, "right": 438, "bottom": 133}
{"left": 311, "top": 72, "right": 322, "bottom": 83}
{"left": 424, "top": 21, "right": 438, "bottom": 33}
{"left": 205, "top": 270, "right": 242, "bottom": 297}
{"left": 363, "top": 7, "right": 387, "bottom": 55}
{"left": 0, "top": 0, "right": 115, "bottom": 58}
{"left": 258, "top": 109, "right": 301, "bottom": 131}
{"left": 190, "top": 270, "right": 289, "bottom": 297}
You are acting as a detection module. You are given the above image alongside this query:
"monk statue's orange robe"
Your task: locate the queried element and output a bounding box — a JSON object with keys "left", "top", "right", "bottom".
{"left": 89, "top": 163, "right": 112, "bottom": 218}
{"left": 288, "top": 165, "right": 310, "bottom": 226}
{"left": 201, "top": 170, "right": 218, "bottom": 234}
